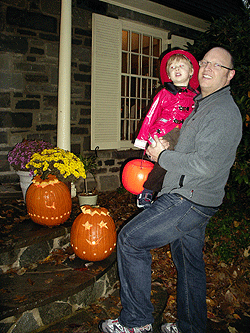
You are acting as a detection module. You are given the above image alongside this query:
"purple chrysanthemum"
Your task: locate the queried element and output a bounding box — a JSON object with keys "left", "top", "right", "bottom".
{"left": 8, "top": 139, "right": 53, "bottom": 171}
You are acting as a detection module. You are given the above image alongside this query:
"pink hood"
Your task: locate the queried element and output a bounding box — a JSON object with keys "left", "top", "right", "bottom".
{"left": 160, "top": 49, "right": 199, "bottom": 89}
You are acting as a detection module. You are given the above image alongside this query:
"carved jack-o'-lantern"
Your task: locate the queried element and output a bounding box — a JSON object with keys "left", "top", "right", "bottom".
{"left": 122, "top": 159, "right": 154, "bottom": 195}
{"left": 26, "top": 174, "right": 72, "bottom": 226}
{"left": 71, "top": 205, "right": 117, "bottom": 261}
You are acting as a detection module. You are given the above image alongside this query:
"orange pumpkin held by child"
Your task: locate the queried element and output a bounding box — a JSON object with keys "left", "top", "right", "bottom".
{"left": 122, "top": 159, "right": 154, "bottom": 195}
{"left": 71, "top": 205, "right": 117, "bottom": 261}
{"left": 26, "top": 174, "right": 72, "bottom": 227}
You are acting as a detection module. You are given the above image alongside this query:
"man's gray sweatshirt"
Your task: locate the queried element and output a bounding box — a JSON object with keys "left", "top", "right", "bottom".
{"left": 158, "top": 85, "right": 242, "bottom": 207}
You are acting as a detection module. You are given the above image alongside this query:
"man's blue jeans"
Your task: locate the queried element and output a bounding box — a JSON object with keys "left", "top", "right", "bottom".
{"left": 117, "top": 193, "right": 217, "bottom": 333}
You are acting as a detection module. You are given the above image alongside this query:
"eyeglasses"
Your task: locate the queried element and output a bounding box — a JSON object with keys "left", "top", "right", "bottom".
{"left": 199, "top": 60, "right": 233, "bottom": 71}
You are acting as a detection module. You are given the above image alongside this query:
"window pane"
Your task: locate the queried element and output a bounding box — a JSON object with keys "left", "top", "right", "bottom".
{"left": 143, "top": 35, "right": 150, "bottom": 55}
{"left": 148, "top": 80, "right": 152, "bottom": 98}
{"left": 123, "top": 99, "right": 129, "bottom": 118}
{"left": 131, "top": 99, "right": 136, "bottom": 118}
{"left": 122, "top": 52, "right": 129, "bottom": 73}
{"left": 122, "top": 30, "right": 129, "bottom": 51}
{"left": 153, "top": 38, "right": 160, "bottom": 57}
{"left": 131, "top": 77, "right": 137, "bottom": 97}
{"left": 121, "top": 120, "right": 125, "bottom": 140}
{"left": 137, "top": 78, "right": 141, "bottom": 98}
{"left": 121, "top": 97, "right": 125, "bottom": 118}
{"left": 131, "top": 54, "right": 139, "bottom": 75}
{"left": 131, "top": 32, "right": 139, "bottom": 53}
{"left": 137, "top": 101, "right": 141, "bottom": 118}
{"left": 121, "top": 76, "right": 125, "bottom": 96}
{"left": 153, "top": 79, "right": 158, "bottom": 95}
{"left": 125, "top": 120, "right": 129, "bottom": 140}
{"left": 142, "top": 99, "right": 148, "bottom": 115}
{"left": 142, "top": 56, "right": 149, "bottom": 76}
{"left": 130, "top": 120, "right": 136, "bottom": 140}
{"left": 142, "top": 78, "right": 147, "bottom": 98}
{"left": 153, "top": 58, "right": 159, "bottom": 78}
{"left": 126, "top": 77, "right": 130, "bottom": 97}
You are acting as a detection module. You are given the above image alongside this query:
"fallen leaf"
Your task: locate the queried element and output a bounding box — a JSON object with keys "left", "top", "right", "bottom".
{"left": 243, "top": 246, "right": 250, "bottom": 257}
{"left": 17, "top": 267, "right": 27, "bottom": 275}
{"left": 27, "top": 278, "right": 35, "bottom": 285}
{"left": 233, "top": 313, "right": 241, "bottom": 320}
{"left": 225, "top": 290, "right": 236, "bottom": 303}
{"left": 14, "top": 295, "right": 27, "bottom": 302}
{"left": 206, "top": 297, "right": 216, "bottom": 307}
{"left": 233, "top": 221, "right": 240, "bottom": 227}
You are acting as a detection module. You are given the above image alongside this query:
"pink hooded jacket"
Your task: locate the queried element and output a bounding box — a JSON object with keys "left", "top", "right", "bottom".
{"left": 134, "top": 50, "right": 199, "bottom": 150}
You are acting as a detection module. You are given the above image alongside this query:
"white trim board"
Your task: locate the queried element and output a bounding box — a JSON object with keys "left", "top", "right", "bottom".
{"left": 100, "top": 0, "right": 209, "bottom": 32}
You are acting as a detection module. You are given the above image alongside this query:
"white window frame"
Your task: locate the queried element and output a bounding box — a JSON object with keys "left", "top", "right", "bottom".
{"left": 91, "top": 13, "right": 193, "bottom": 150}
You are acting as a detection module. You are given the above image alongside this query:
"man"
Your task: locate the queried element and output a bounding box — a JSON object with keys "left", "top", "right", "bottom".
{"left": 98, "top": 47, "right": 242, "bottom": 333}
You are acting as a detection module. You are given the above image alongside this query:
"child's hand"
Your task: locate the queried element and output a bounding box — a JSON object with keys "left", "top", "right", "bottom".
{"left": 159, "top": 137, "right": 170, "bottom": 150}
{"left": 146, "top": 135, "right": 167, "bottom": 162}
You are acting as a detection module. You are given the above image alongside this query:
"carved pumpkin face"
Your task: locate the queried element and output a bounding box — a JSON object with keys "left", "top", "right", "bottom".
{"left": 26, "top": 174, "right": 72, "bottom": 226}
{"left": 122, "top": 159, "right": 154, "bottom": 194}
{"left": 71, "top": 205, "right": 117, "bottom": 261}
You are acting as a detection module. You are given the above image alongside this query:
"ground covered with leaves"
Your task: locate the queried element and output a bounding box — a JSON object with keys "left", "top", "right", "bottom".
{"left": 98, "top": 190, "right": 250, "bottom": 333}
{"left": 0, "top": 189, "right": 249, "bottom": 332}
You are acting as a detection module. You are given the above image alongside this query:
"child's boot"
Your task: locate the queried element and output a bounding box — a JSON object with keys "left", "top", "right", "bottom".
{"left": 137, "top": 188, "right": 153, "bottom": 209}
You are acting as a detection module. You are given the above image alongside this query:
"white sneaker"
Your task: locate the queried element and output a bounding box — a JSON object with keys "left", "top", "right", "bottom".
{"left": 99, "top": 318, "right": 153, "bottom": 333}
{"left": 161, "top": 323, "right": 180, "bottom": 333}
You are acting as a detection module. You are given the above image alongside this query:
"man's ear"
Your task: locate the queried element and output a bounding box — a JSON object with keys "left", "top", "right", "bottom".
{"left": 228, "top": 69, "right": 235, "bottom": 81}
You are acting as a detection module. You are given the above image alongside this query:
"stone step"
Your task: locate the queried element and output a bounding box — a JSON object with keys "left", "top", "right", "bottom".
{"left": 0, "top": 196, "right": 81, "bottom": 274}
{"left": 0, "top": 192, "right": 169, "bottom": 333}
{"left": 30, "top": 282, "right": 168, "bottom": 333}
{"left": 0, "top": 195, "right": 119, "bottom": 333}
{"left": 0, "top": 218, "right": 73, "bottom": 274}
{"left": 0, "top": 252, "right": 118, "bottom": 333}
{"left": 0, "top": 183, "right": 23, "bottom": 200}
{"left": 0, "top": 220, "right": 72, "bottom": 274}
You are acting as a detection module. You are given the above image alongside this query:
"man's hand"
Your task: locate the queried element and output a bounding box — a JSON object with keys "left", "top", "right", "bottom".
{"left": 146, "top": 135, "right": 169, "bottom": 162}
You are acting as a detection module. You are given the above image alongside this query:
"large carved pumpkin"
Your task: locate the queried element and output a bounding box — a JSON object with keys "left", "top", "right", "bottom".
{"left": 71, "top": 205, "right": 117, "bottom": 261}
{"left": 122, "top": 159, "right": 154, "bottom": 195}
{"left": 26, "top": 174, "right": 72, "bottom": 226}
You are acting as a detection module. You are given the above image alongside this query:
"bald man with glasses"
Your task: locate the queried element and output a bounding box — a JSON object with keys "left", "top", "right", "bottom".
{"left": 98, "top": 47, "right": 242, "bottom": 333}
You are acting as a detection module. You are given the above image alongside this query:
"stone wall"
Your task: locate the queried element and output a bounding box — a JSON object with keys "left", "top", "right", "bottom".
{"left": 0, "top": 0, "right": 201, "bottom": 191}
{"left": 0, "top": 0, "right": 138, "bottom": 190}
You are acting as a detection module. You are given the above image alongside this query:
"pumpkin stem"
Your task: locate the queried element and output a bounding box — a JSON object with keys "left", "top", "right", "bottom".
{"left": 41, "top": 170, "right": 51, "bottom": 180}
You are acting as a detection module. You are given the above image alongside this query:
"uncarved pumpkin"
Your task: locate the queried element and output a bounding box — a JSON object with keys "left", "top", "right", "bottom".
{"left": 71, "top": 205, "right": 117, "bottom": 261}
{"left": 26, "top": 174, "right": 72, "bottom": 226}
{"left": 122, "top": 159, "right": 154, "bottom": 195}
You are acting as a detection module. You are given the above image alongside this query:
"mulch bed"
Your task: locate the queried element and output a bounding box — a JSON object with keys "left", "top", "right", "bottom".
{"left": 99, "top": 191, "right": 250, "bottom": 332}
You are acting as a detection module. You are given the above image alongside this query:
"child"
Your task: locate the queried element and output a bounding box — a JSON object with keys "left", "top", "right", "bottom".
{"left": 134, "top": 49, "right": 199, "bottom": 208}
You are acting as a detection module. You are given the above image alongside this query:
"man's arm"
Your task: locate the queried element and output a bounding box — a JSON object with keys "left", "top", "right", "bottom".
{"left": 154, "top": 108, "right": 242, "bottom": 178}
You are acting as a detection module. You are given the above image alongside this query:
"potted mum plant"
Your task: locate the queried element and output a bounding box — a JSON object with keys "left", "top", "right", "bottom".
{"left": 7, "top": 139, "right": 53, "bottom": 200}
{"left": 24, "top": 147, "right": 86, "bottom": 226}
{"left": 77, "top": 153, "right": 99, "bottom": 206}
{"left": 26, "top": 147, "right": 86, "bottom": 184}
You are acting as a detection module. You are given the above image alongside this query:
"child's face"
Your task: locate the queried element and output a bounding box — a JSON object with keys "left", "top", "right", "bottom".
{"left": 167, "top": 59, "right": 194, "bottom": 87}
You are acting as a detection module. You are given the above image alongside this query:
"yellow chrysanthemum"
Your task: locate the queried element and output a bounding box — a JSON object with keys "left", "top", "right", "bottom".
{"left": 26, "top": 147, "right": 86, "bottom": 182}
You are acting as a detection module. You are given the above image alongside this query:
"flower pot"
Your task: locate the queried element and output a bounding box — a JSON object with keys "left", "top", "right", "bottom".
{"left": 78, "top": 194, "right": 98, "bottom": 206}
{"left": 16, "top": 171, "right": 33, "bottom": 201}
